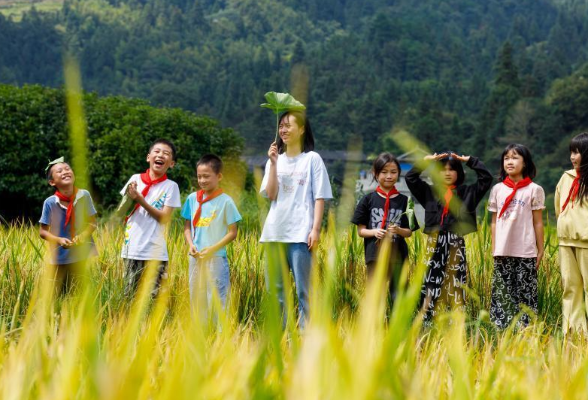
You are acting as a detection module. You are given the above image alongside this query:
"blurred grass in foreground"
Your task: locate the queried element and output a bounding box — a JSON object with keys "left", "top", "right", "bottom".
{"left": 0, "top": 206, "right": 577, "bottom": 399}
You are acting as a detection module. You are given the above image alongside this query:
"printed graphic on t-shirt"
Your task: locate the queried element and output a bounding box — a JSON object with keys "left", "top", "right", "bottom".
{"left": 124, "top": 224, "right": 131, "bottom": 245}
{"left": 498, "top": 198, "right": 526, "bottom": 220}
{"left": 195, "top": 210, "right": 217, "bottom": 228}
{"left": 152, "top": 191, "right": 168, "bottom": 210}
{"left": 279, "top": 171, "right": 307, "bottom": 194}
{"left": 370, "top": 207, "right": 403, "bottom": 228}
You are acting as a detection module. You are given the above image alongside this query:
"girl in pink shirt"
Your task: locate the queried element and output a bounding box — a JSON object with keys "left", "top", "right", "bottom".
{"left": 488, "top": 144, "right": 545, "bottom": 329}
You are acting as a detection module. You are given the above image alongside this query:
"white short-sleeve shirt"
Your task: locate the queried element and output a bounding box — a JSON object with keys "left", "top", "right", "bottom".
{"left": 120, "top": 174, "right": 181, "bottom": 261}
{"left": 488, "top": 181, "right": 545, "bottom": 258}
{"left": 259, "top": 151, "right": 333, "bottom": 243}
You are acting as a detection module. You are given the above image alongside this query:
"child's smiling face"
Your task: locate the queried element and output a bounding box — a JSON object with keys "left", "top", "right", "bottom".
{"left": 48, "top": 163, "right": 75, "bottom": 189}
{"left": 147, "top": 143, "right": 175, "bottom": 176}
{"left": 197, "top": 163, "right": 222, "bottom": 194}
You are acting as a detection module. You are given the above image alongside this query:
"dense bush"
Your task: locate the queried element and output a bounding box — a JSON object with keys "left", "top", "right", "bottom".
{"left": 0, "top": 84, "right": 244, "bottom": 220}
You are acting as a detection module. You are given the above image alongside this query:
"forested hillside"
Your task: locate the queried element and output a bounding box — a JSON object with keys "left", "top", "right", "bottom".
{"left": 2, "top": 0, "right": 588, "bottom": 190}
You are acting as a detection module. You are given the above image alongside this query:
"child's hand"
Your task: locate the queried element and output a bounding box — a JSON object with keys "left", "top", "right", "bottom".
{"left": 57, "top": 237, "right": 74, "bottom": 248}
{"left": 373, "top": 228, "right": 387, "bottom": 239}
{"left": 307, "top": 228, "right": 320, "bottom": 250}
{"left": 198, "top": 247, "right": 212, "bottom": 260}
{"left": 424, "top": 153, "right": 448, "bottom": 161}
{"left": 450, "top": 153, "right": 470, "bottom": 163}
{"left": 268, "top": 142, "right": 278, "bottom": 165}
{"left": 188, "top": 244, "right": 199, "bottom": 258}
{"left": 536, "top": 251, "right": 544, "bottom": 270}
{"left": 126, "top": 181, "right": 141, "bottom": 201}
{"left": 388, "top": 225, "right": 400, "bottom": 235}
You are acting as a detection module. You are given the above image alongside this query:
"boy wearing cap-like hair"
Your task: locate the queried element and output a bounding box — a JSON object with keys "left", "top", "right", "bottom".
{"left": 39, "top": 157, "right": 97, "bottom": 294}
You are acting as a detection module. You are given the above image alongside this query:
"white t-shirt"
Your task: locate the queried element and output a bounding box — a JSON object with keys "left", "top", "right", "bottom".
{"left": 120, "top": 174, "right": 181, "bottom": 261}
{"left": 259, "top": 151, "right": 333, "bottom": 243}
{"left": 487, "top": 182, "right": 545, "bottom": 258}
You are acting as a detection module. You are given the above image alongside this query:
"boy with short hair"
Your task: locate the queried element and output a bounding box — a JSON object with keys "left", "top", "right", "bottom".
{"left": 40, "top": 157, "right": 97, "bottom": 294}
{"left": 181, "top": 154, "right": 241, "bottom": 311}
{"left": 120, "top": 139, "right": 181, "bottom": 298}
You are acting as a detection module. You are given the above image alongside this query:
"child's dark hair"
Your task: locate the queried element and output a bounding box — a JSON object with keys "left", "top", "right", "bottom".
{"left": 197, "top": 154, "right": 223, "bottom": 174}
{"left": 372, "top": 152, "right": 401, "bottom": 180}
{"left": 570, "top": 132, "right": 588, "bottom": 203}
{"left": 499, "top": 144, "right": 536, "bottom": 181}
{"left": 149, "top": 138, "right": 177, "bottom": 161}
{"left": 276, "top": 111, "right": 315, "bottom": 154}
{"left": 439, "top": 152, "right": 465, "bottom": 186}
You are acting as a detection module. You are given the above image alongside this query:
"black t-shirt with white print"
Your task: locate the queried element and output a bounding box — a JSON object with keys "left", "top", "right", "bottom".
{"left": 351, "top": 192, "right": 417, "bottom": 265}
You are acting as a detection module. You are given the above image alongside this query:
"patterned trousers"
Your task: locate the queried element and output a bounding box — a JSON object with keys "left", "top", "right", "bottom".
{"left": 490, "top": 256, "right": 537, "bottom": 329}
{"left": 420, "top": 231, "right": 467, "bottom": 324}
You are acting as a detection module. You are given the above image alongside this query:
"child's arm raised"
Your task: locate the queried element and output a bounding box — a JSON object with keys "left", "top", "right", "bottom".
{"left": 127, "top": 183, "right": 175, "bottom": 223}
{"left": 452, "top": 153, "right": 493, "bottom": 201}
{"left": 40, "top": 224, "right": 73, "bottom": 248}
{"left": 197, "top": 223, "right": 238, "bottom": 259}
{"left": 265, "top": 142, "right": 279, "bottom": 201}
{"left": 533, "top": 209, "right": 545, "bottom": 268}
{"left": 405, "top": 154, "right": 444, "bottom": 205}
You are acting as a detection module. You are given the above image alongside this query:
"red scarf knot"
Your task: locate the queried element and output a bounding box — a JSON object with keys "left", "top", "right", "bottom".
{"left": 499, "top": 177, "right": 533, "bottom": 218}
{"left": 125, "top": 169, "right": 168, "bottom": 223}
{"left": 55, "top": 188, "right": 78, "bottom": 237}
{"left": 440, "top": 185, "right": 456, "bottom": 226}
{"left": 562, "top": 171, "right": 581, "bottom": 212}
{"left": 376, "top": 186, "right": 399, "bottom": 229}
{"left": 192, "top": 189, "right": 224, "bottom": 233}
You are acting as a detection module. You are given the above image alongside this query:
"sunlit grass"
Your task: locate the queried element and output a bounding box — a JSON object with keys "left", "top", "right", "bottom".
{"left": 0, "top": 211, "right": 578, "bottom": 399}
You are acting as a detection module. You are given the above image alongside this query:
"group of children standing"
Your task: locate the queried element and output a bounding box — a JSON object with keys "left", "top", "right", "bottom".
{"left": 38, "top": 111, "right": 588, "bottom": 333}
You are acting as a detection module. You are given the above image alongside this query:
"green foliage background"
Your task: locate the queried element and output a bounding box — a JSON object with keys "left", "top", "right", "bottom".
{"left": 0, "top": 84, "right": 243, "bottom": 219}
{"left": 3, "top": 0, "right": 588, "bottom": 217}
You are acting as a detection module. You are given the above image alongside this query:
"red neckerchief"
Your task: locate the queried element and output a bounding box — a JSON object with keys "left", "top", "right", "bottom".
{"left": 440, "top": 185, "right": 456, "bottom": 226}
{"left": 376, "top": 186, "right": 399, "bottom": 229}
{"left": 192, "top": 189, "right": 224, "bottom": 233}
{"left": 55, "top": 188, "right": 78, "bottom": 237}
{"left": 499, "top": 177, "right": 533, "bottom": 218}
{"left": 562, "top": 170, "right": 581, "bottom": 212}
{"left": 125, "top": 169, "right": 168, "bottom": 223}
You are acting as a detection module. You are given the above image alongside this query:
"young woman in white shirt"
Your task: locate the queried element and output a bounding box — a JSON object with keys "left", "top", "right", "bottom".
{"left": 259, "top": 111, "right": 333, "bottom": 328}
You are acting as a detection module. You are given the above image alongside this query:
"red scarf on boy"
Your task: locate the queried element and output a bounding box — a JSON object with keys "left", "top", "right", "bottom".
{"left": 55, "top": 188, "right": 78, "bottom": 237}
{"left": 498, "top": 177, "right": 533, "bottom": 218}
{"left": 125, "top": 169, "right": 168, "bottom": 223}
{"left": 376, "top": 186, "right": 399, "bottom": 229}
{"left": 192, "top": 189, "right": 224, "bottom": 231}
{"left": 440, "top": 185, "right": 456, "bottom": 226}
{"left": 561, "top": 171, "right": 581, "bottom": 212}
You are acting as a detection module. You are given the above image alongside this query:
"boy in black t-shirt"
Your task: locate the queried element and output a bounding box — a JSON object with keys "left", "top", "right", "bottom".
{"left": 352, "top": 153, "right": 418, "bottom": 301}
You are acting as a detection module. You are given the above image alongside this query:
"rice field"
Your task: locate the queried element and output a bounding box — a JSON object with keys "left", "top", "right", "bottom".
{"left": 1, "top": 201, "right": 586, "bottom": 400}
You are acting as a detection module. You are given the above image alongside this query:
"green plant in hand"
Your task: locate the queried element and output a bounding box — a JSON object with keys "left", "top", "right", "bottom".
{"left": 260, "top": 91, "right": 306, "bottom": 143}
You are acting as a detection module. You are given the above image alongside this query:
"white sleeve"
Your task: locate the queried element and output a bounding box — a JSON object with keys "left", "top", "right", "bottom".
{"left": 259, "top": 159, "right": 271, "bottom": 198}
{"left": 165, "top": 182, "right": 182, "bottom": 208}
{"left": 311, "top": 153, "right": 333, "bottom": 201}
